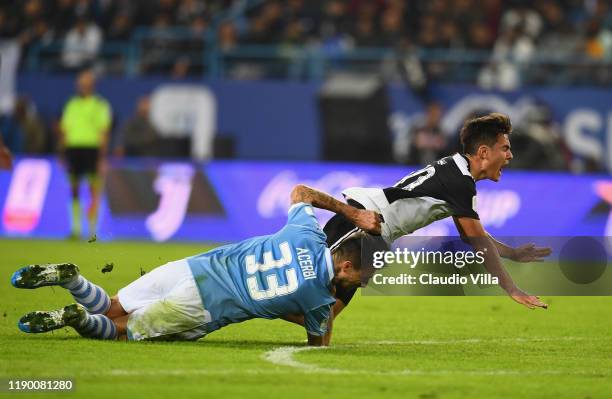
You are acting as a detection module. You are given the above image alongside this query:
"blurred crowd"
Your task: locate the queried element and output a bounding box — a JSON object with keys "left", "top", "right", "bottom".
{"left": 393, "top": 101, "right": 576, "bottom": 172}
{"left": 0, "top": 0, "right": 611, "bottom": 82}
{"left": 0, "top": 0, "right": 609, "bottom": 172}
{"left": 0, "top": 0, "right": 238, "bottom": 75}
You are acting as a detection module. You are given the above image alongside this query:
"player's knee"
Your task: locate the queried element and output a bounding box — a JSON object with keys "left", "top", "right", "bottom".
{"left": 105, "top": 295, "right": 128, "bottom": 319}
{"left": 111, "top": 315, "right": 129, "bottom": 337}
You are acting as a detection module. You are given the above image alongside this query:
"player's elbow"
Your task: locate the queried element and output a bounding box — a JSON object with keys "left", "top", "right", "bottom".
{"left": 290, "top": 184, "right": 310, "bottom": 204}
{"left": 455, "top": 220, "right": 491, "bottom": 251}
{"left": 281, "top": 314, "right": 305, "bottom": 326}
{"left": 455, "top": 218, "right": 487, "bottom": 238}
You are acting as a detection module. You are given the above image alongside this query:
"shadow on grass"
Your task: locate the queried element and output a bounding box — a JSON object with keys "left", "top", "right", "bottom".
{"left": 11, "top": 333, "right": 307, "bottom": 350}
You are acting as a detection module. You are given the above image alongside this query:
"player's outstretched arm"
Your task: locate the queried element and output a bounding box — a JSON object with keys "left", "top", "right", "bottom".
{"left": 290, "top": 184, "right": 382, "bottom": 234}
{"left": 454, "top": 218, "right": 552, "bottom": 262}
{"left": 454, "top": 216, "right": 547, "bottom": 310}
{"left": 487, "top": 234, "right": 552, "bottom": 263}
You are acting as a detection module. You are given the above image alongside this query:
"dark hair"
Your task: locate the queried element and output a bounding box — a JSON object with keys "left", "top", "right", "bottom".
{"left": 332, "top": 234, "right": 362, "bottom": 270}
{"left": 459, "top": 113, "right": 512, "bottom": 155}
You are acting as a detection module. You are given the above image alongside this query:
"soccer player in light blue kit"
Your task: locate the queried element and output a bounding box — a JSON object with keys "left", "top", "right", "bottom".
{"left": 11, "top": 185, "right": 382, "bottom": 346}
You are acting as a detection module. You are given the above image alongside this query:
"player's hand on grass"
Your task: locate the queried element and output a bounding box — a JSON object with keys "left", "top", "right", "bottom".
{"left": 352, "top": 209, "right": 383, "bottom": 235}
{"left": 508, "top": 288, "right": 548, "bottom": 309}
{"left": 510, "top": 243, "right": 552, "bottom": 263}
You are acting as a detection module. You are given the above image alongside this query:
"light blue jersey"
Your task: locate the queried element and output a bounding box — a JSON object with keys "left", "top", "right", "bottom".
{"left": 187, "top": 203, "right": 336, "bottom": 336}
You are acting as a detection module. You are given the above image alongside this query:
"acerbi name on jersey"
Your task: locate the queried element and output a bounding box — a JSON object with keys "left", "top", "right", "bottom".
{"left": 372, "top": 273, "right": 499, "bottom": 286}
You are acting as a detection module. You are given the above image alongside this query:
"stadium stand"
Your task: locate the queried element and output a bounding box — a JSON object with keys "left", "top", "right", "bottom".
{"left": 0, "top": 0, "right": 610, "bottom": 171}
{"left": 0, "top": 0, "right": 610, "bottom": 83}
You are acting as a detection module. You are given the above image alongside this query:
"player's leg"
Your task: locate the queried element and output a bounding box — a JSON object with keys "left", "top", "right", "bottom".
{"left": 13, "top": 259, "right": 207, "bottom": 341}
{"left": 86, "top": 173, "right": 99, "bottom": 236}
{"left": 14, "top": 276, "right": 124, "bottom": 340}
{"left": 18, "top": 303, "right": 118, "bottom": 340}
{"left": 11, "top": 263, "right": 111, "bottom": 315}
{"left": 106, "top": 295, "right": 128, "bottom": 319}
{"left": 110, "top": 313, "right": 129, "bottom": 340}
{"left": 65, "top": 148, "right": 83, "bottom": 238}
{"left": 17, "top": 287, "right": 126, "bottom": 340}
{"left": 70, "top": 177, "right": 82, "bottom": 238}
{"left": 84, "top": 148, "right": 102, "bottom": 236}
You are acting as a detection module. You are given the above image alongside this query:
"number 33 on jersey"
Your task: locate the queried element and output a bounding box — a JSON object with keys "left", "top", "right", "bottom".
{"left": 187, "top": 202, "right": 337, "bottom": 336}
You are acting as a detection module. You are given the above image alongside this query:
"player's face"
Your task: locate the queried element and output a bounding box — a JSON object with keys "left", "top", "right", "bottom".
{"left": 77, "top": 72, "right": 95, "bottom": 96}
{"left": 486, "top": 134, "right": 513, "bottom": 182}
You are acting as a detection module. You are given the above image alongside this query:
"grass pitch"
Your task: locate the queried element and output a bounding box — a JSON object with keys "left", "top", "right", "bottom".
{"left": 1, "top": 239, "right": 611, "bottom": 399}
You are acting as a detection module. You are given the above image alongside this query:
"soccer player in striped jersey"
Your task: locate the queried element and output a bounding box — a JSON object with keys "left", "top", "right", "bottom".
{"left": 322, "top": 113, "right": 551, "bottom": 328}
{"left": 11, "top": 185, "right": 382, "bottom": 345}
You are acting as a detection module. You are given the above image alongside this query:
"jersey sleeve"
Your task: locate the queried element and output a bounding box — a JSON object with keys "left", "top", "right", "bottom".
{"left": 304, "top": 304, "right": 332, "bottom": 336}
{"left": 287, "top": 202, "right": 325, "bottom": 232}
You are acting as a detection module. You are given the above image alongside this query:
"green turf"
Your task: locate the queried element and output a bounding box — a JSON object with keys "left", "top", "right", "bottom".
{"left": 1, "top": 239, "right": 611, "bottom": 399}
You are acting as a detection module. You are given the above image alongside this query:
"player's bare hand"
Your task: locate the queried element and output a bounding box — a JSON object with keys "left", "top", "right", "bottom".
{"left": 509, "top": 289, "right": 547, "bottom": 309}
{"left": 352, "top": 209, "right": 383, "bottom": 235}
{"left": 511, "top": 243, "right": 552, "bottom": 262}
{"left": 0, "top": 146, "right": 13, "bottom": 170}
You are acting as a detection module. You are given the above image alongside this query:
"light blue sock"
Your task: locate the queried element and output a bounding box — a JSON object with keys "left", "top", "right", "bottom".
{"left": 62, "top": 276, "right": 111, "bottom": 314}
{"left": 75, "top": 313, "right": 117, "bottom": 340}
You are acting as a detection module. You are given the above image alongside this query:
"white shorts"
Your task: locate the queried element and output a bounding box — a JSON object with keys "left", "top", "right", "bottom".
{"left": 117, "top": 259, "right": 211, "bottom": 341}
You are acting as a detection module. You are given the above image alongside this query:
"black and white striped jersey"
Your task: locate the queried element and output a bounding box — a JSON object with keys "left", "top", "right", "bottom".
{"left": 343, "top": 153, "right": 479, "bottom": 244}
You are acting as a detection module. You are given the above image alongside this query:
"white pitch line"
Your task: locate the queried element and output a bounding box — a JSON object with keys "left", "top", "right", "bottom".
{"left": 68, "top": 337, "right": 610, "bottom": 378}
{"left": 261, "top": 346, "right": 341, "bottom": 374}
{"left": 106, "top": 369, "right": 258, "bottom": 376}
{"left": 260, "top": 337, "right": 612, "bottom": 377}
{"left": 85, "top": 365, "right": 609, "bottom": 378}
{"left": 361, "top": 336, "right": 596, "bottom": 346}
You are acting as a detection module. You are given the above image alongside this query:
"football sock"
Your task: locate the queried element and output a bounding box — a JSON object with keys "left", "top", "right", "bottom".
{"left": 62, "top": 275, "right": 111, "bottom": 314}
{"left": 74, "top": 312, "right": 117, "bottom": 340}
